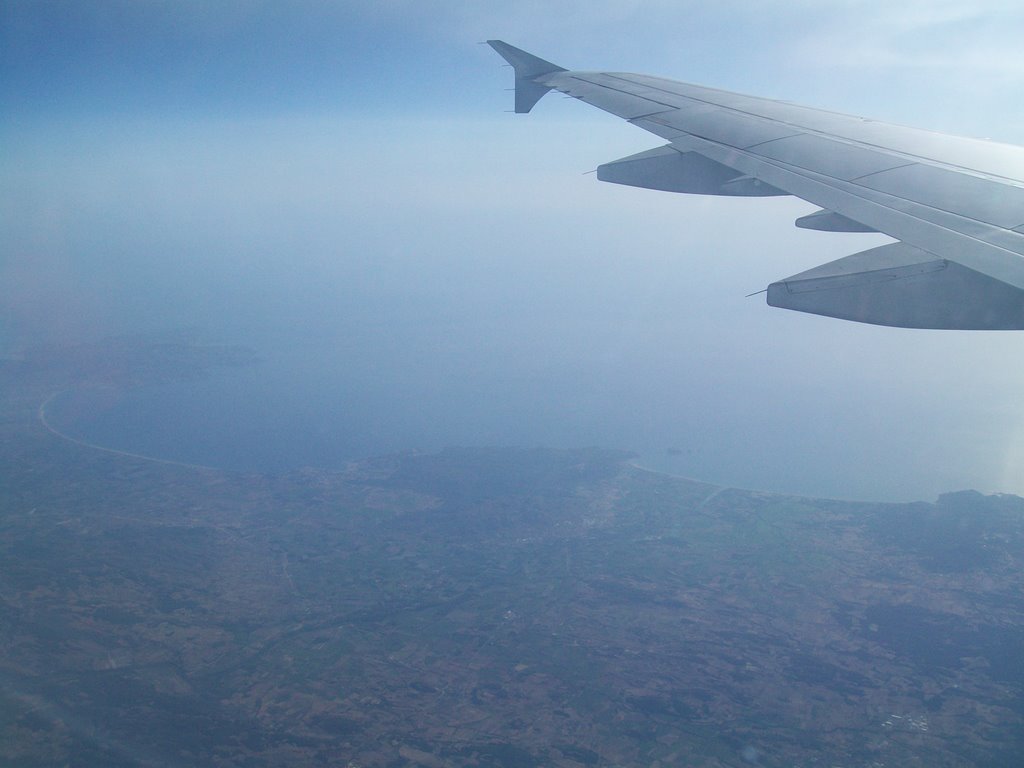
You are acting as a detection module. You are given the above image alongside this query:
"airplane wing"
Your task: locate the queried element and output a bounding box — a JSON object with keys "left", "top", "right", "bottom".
{"left": 487, "top": 40, "right": 1024, "bottom": 329}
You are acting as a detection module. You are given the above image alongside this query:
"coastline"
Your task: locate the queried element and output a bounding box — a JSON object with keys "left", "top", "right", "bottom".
{"left": 627, "top": 457, "right": 888, "bottom": 504}
{"left": 32, "top": 386, "right": 940, "bottom": 504}
{"left": 37, "top": 388, "right": 219, "bottom": 473}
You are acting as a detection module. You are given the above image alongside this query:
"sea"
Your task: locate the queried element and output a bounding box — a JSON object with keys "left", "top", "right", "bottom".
{"left": 41, "top": 338, "right": 1023, "bottom": 503}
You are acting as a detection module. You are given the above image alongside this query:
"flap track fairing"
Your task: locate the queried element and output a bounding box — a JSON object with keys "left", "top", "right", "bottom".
{"left": 597, "top": 145, "right": 786, "bottom": 197}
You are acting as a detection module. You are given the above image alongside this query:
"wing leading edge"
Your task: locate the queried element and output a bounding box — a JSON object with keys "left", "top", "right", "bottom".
{"left": 487, "top": 40, "right": 1024, "bottom": 329}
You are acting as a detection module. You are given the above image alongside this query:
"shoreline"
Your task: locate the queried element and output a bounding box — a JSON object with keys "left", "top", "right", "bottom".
{"left": 33, "top": 389, "right": 940, "bottom": 504}
{"left": 627, "top": 458, "right": 903, "bottom": 504}
{"left": 37, "top": 388, "right": 219, "bottom": 473}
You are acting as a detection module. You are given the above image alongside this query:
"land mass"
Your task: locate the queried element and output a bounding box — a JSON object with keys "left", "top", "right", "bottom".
{"left": 1, "top": 339, "right": 1022, "bottom": 767}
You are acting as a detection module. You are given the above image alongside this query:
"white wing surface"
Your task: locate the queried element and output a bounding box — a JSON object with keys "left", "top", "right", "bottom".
{"left": 488, "top": 40, "right": 1024, "bottom": 329}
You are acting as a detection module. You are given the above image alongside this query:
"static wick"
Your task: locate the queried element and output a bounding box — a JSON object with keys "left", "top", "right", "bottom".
{"left": 745, "top": 288, "right": 768, "bottom": 298}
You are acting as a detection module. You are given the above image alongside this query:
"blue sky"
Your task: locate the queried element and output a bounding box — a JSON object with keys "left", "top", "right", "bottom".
{"left": 5, "top": 1, "right": 1024, "bottom": 123}
{"left": 5, "top": 1, "right": 1024, "bottom": 499}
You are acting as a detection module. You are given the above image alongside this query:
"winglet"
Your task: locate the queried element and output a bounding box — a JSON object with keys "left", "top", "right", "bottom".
{"left": 487, "top": 40, "right": 567, "bottom": 113}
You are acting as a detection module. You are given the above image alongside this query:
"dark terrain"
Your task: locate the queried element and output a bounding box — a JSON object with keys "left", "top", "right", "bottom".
{"left": 1, "top": 340, "right": 1023, "bottom": 767}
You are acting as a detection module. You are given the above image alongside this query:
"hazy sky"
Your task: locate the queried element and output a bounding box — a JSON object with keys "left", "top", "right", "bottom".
{"left": 5, "top": 1, "right": 1024, "bottom": 500}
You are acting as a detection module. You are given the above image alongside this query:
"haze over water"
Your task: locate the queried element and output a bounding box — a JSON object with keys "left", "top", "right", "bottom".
{"left": 44, "top": 321, "right": 1024, "bottom": 503}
